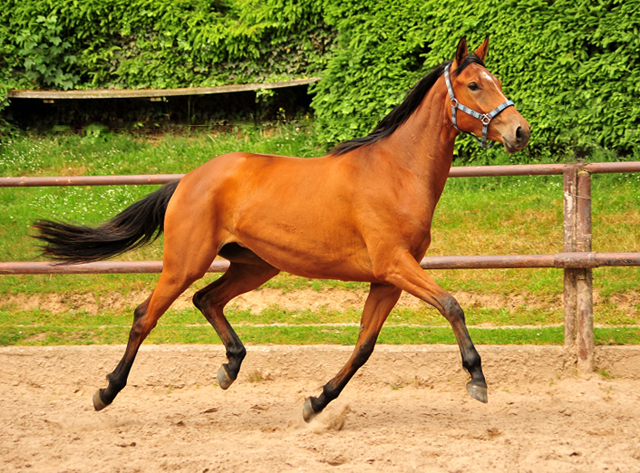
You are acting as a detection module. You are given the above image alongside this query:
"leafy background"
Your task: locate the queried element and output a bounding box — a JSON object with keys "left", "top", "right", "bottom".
{"left": 1, "top": 0, "right": 639, "bottom": 162}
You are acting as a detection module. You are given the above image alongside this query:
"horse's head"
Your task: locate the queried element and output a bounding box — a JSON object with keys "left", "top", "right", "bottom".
{"left": 446, "top": 37, "right": 530, "bottom": 153}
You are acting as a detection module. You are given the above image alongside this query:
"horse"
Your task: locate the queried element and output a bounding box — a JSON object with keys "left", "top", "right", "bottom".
{"left": 34, "top": 37, "right": 530, "bottom": 422}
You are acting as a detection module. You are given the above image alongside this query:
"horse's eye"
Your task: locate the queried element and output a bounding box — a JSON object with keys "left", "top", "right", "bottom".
{"left": 468, "top": 82, "right": 479, "bottom": 91}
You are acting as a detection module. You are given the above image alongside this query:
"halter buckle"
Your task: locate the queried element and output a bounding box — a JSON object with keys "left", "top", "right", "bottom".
{"left": 480, "top": 114, "right": 491, "bottom": 125}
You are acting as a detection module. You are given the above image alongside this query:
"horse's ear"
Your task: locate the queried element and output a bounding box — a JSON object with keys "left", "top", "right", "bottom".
{"left": 453, "top": 37, "right": 468, "bottom": 68}
{"left": 474, "top": 36, "right": 489, "bottom": 62}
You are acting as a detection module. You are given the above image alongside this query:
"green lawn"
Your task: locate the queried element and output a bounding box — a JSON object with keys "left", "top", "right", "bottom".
{"left": 1, "top": 123, "right": 639, "bottom": 346}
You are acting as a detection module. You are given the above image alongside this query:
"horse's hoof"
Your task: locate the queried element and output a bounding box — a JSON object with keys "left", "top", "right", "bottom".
{"left": 302, "top": 397, "right": 317, "bottom": 423}
{"left": 466, "top": 383, "right": 488, "bottom": 403}
{"left": 93, "top": 390, "right": 110, "bottom": 411}
{"left": 217, "top": 365, "right": 234, "bottom": 390}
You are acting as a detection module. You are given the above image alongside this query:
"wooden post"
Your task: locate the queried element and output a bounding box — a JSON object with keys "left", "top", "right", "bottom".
{"left": 563, "top": 164, "right": 578, "bottom": 351}
{"left": 576, "top": 170, "right": 594, "bottom": 374}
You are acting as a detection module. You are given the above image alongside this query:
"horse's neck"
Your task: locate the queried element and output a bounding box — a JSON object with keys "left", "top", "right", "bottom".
{"left": 382, "top": 80, "right": 457, "bottom": 202}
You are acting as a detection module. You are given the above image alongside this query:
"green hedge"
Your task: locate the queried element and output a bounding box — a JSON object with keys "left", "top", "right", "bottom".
{"left": 2, "top": 0, "right": 639, "bottom": 162}
{"left": 0, "top": 0, "right": 333, "bottom": 90}
{"left": 312, "top": 0, "right": 640, "bottom": 162}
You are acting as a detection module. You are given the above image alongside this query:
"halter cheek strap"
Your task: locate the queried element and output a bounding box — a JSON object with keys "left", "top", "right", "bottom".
{"left": 444, "top": 64, "right": 514, "bottom": 149}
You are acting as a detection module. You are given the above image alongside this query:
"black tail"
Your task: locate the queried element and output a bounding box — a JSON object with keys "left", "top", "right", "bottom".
{"left": 33, "top": 181, "right": 180, "bottom": 263}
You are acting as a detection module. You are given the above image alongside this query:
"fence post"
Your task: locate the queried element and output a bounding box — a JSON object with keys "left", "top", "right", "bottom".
{"left": 576, "top": 169, "right": 594, "bottom": 374}
{"left": 563, "top": 164, "right": 578, "bottom": 351}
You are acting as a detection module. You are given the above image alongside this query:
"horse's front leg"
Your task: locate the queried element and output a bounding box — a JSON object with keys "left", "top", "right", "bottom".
{"left": 376, "top": 251, "right": 488, "bottom": 403}
{"left": 303, "top": 283, "right": 402, "bottom": 422}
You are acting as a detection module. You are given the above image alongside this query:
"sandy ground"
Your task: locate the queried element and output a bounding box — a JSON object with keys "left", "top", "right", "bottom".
{"left": 1, "top": 344, "right": 640, "bottom": 473}
{"left": 6, "top": 287, "right": 640, "bottom": 316}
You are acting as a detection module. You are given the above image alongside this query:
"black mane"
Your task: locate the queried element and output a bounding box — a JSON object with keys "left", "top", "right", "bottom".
{"left": 330, "top": 55, "right": 485, "bottom": 156}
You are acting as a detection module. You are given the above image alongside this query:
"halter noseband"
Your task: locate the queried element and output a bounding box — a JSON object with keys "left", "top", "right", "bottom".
{"left": 444, "top": 64, "right": 514, "bottom": 149}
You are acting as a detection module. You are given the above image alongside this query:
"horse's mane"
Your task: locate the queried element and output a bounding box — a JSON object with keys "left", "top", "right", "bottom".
{"left": 329, "top": 55, "right": 485, "bottom": 156}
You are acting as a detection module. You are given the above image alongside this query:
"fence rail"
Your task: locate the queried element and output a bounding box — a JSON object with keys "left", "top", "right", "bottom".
{"left": 2, "top": 162, "right": 640, "bottom": 188}
{"left": 2, "top": 161, "right": 639, "bottom": 373}
{"left": 1, "top": 252, "right": 639, "bottom": 275}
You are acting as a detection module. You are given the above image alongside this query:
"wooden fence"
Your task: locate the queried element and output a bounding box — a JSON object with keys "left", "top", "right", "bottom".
{"left": 1, "top": 161, "right": 640, "bottom": 372}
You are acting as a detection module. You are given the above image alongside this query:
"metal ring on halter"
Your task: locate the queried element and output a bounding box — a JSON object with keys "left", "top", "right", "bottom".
{"left": 443, "top": 64, "right": 515, "bottom": 149}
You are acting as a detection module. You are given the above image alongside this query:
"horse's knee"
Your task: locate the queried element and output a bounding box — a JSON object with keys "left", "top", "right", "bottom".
{"left": 130, "top": 298, "right": 161, "bottom": 336}
{"left": 440, "top": 295, "right": 466, "bottom": 323}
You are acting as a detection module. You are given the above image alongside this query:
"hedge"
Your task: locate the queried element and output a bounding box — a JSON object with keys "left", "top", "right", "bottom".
{"left": 312, "top": 0, "right": 640, "bottom": 162}
{"left": 0, "top": 0, "right": 333, "bottom": 89}
{"left": 1, "top": 0, "right": 639, "bottom": 162}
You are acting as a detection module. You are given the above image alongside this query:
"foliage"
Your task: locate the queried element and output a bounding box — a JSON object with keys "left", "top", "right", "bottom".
{"left": 2, "top": 303, "right": 639, "bottom": 346}
{"left": 2, "top": 1, "right": 640, "bottom": 160}
{"left": 15, "top": 14, "right": 79, "bottom": 90}
{"left": 312, "top": 0, "right": 640, "bottom": 162}
{"left": 0, "top": 0, "right": 333, "bottom": 90}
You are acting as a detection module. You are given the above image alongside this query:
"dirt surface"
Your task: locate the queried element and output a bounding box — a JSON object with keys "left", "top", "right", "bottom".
{"left": 2, "top": 344, "right": 640, "bottom": 472}
{"left": 6, "top": 287, "right": 640, "bottom": 315}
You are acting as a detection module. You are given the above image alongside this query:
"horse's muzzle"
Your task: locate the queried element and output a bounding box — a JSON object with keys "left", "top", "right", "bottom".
{"left": 503, "top": 123, "right": 530, "bottom": 153}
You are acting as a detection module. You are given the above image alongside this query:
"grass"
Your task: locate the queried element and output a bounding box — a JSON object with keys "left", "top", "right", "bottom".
{"left": 2, "top": 308, "right": 638, "bottom": 346}
{"left": 1, "top": 122, "right": 639, "bottom": 346}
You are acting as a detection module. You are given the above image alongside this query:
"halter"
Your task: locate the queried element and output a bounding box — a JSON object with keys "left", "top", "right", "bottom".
{"left": 444, "top": 64, "right": 514, "bottom": 148}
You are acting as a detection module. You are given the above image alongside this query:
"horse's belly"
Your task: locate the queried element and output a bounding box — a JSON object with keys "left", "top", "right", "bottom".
{"left": 261, "top": 251, "right": 376, "bottom": 282}
{"left": 234, "top": 224, "right": 375, "bottom": 282}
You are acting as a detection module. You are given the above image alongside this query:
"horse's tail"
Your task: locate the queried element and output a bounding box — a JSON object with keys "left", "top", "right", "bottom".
{"left": 33, "top": 180, "right": 180, "bottom": 263}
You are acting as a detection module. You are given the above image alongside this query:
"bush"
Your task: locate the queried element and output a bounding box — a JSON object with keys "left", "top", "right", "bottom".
{"left": 2, "top": 0, "right": 639, "bottom": 162}
{"left": 312, "top": 0, "right": 640, "bottom": 162}
{"left": 0, "top": 0, "right": 333, "bottom": 90}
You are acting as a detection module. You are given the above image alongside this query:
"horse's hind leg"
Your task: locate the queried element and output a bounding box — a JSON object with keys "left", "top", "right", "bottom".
{"left": 93, "top": 269, "right": 200, "bottom": 410}
{"left": 303, "top": 283, "right": 402, "bottom": 422}
{"left": 193, "top": 251, "right": 279, "bottom": 389}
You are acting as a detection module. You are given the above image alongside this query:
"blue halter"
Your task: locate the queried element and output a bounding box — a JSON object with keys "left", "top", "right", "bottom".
{"left": 444, "top": 64, "right": 514, "bottom": 149}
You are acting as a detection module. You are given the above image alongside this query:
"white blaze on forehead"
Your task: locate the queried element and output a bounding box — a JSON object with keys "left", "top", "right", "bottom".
{"left": 480, "top": 70, "right": 495, "bottom": 85}
{"left": 480, "top": 70, "right": 507, "bottom": 100}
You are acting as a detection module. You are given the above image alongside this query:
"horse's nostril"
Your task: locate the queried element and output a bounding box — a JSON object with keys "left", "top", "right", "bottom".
{"left": 516, "top": 126, "right": 523, "bottom": 142}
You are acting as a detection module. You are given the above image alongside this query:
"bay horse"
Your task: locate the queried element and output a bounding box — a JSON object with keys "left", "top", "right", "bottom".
{"left": 34, "top": 37, "right": 530, "bottom": 422}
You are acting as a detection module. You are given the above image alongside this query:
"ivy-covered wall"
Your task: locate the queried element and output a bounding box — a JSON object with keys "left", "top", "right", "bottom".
{"left": 2, "top": 0, "right": 639, "bottom": 161}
